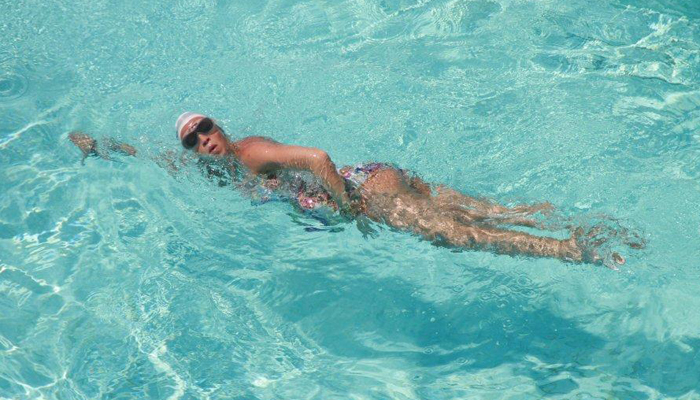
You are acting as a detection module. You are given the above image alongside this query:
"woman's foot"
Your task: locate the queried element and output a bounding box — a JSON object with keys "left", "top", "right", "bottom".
{"left": 571, "top": 227, "right": 627, "bottom": 269}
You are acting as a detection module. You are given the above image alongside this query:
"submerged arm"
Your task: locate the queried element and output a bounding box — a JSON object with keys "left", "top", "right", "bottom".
{"left": 69, "top": 132, "right": 187, "bottom": 175}
{"left": 69, "top": 132, "right": 137, "bottom": 159}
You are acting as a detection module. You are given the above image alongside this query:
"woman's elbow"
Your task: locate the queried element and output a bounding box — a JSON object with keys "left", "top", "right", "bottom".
{"left": 309, "top": 149, "right": 332, "bottom": 168}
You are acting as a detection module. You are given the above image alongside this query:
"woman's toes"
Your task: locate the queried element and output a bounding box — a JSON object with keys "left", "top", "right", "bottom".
{"left": 612, "top": 252, "right": 625, "bottom": 265}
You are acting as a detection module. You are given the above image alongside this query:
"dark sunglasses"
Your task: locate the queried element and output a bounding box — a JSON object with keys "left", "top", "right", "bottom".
{"left": 181, "top": 117, "right": 215, "bottom": 149}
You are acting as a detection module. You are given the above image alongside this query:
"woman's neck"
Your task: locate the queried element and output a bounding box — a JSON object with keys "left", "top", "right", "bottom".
{"left": 227, "top": 141, "right": 240, "bottom": 157}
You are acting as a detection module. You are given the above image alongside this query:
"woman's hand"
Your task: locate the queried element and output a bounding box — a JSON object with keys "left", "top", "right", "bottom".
{"left": 69, "top": 132, "right": 98, "bottom": 157}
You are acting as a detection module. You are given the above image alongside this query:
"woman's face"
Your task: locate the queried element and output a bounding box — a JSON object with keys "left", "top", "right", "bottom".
{"left": 180, "top": 116, "right": 229, "bottom": 156}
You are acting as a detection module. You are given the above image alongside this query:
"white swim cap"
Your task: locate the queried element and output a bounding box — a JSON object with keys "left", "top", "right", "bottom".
{"left": 175, "top": 112, "right": 206, "bottom": 139}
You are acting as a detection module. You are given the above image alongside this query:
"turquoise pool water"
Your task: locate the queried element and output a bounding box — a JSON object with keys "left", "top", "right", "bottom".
{"left": 2, "top": 0, "right": 700, "bottom": 398}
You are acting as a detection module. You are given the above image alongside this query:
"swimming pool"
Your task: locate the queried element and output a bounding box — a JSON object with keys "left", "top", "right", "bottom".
{"left": 1, "top": 0, "right": 700, "bottom": 398}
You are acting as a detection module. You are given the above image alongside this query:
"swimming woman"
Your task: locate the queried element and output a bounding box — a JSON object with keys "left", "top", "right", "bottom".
{"left": 70, "top": 112, "right": 641, "bottom": 266}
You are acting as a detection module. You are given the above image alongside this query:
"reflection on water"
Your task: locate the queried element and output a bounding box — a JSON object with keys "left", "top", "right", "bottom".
{"left": 1, "top": 0, "right": 700, "bottom": 398}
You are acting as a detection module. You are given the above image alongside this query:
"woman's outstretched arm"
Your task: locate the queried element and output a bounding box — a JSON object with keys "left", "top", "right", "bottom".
{"left": 69, "top": 132, "right": 191, "bottom": 176}
{"left": 69, "top": 132, "right": 137, "bottom": 159}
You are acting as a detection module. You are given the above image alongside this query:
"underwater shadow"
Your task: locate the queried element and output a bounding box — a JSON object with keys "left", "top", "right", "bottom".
{"left": 258, "top": 260, "right": 699, "bottom": 398}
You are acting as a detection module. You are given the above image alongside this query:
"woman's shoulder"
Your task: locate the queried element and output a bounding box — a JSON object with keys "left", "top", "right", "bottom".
{"left": 233, "top": 136, "right": 282, "bottom": 159}
{"left": 236, "top": 136, "right": 279, "bottom": 146}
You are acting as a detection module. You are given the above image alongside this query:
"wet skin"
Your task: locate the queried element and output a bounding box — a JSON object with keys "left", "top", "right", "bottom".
{"left": 178, "top": 118, "right": 591, "bottom": 263}
{"left": 71, "top": 119, "right": 644, "bottom": 266}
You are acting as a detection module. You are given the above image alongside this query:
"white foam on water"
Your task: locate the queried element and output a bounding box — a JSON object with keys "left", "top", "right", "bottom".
{"left": 147, "top": 344, "right": 186, "bottom": 400}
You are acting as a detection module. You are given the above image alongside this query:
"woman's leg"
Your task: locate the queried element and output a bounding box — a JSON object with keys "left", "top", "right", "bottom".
{"left": 407, "top": 175, "right": 552, "bottom": 228}
{"left": 359, "top": 169, "right": 583, "bottom": 262}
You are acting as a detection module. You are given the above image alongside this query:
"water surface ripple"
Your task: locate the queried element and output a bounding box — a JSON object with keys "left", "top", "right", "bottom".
{"left": 1, "top": 0, "right": 700, "bottom": 398}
